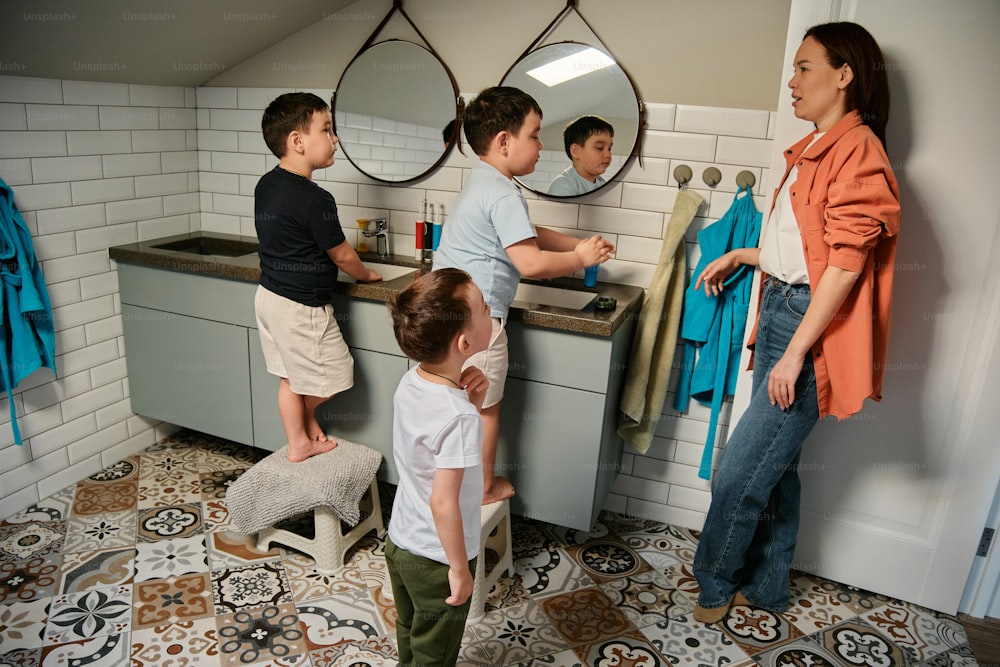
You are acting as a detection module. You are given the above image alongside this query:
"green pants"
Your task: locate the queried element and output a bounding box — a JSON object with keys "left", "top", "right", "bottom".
{"left": 385, "top": 536, "right": 477, "bottom": 666}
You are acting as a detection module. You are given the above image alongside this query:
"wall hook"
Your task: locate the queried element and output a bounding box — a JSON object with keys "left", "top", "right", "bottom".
{"left": 736, "top": 170, "right": 756, "bottom": 189}
{"left": 702, "top": 167, "right": 722, "bottom": 187}
{"left": 673, "top": 164, "right": 692, "bottom": 189}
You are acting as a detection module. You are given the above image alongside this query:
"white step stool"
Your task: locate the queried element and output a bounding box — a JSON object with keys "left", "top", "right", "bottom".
{"left": 225, "top": 440, "right": 385, "bottom": 573}
{"left": 467, "top": 499, "right": 514, "bottom": 622}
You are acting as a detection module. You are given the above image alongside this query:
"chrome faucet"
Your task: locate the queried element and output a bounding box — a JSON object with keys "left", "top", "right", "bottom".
{"left": 363, "top": 218, "right": 390, "bottom": 258}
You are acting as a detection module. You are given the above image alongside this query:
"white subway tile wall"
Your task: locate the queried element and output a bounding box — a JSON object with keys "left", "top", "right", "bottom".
{"left": 0, "top": 77, "right": 773, "bottom": 531}
{"left": 0, "top": 75, "right": 190, "bottom": 519}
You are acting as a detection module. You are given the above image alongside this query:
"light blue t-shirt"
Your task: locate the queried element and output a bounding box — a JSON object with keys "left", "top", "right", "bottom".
{"left": 548, "top": 166, "right": 605, "bottom": 196}
{"left": 433, "top": 161, "right": 536, "bottom": 319}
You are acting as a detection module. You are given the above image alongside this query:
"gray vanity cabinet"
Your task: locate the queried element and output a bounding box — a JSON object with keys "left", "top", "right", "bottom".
{"left": 500, "top": 319, "right": 635, "bottom": 531}
{"left": 117, "top": 260, "right": 634, "bottom": 531}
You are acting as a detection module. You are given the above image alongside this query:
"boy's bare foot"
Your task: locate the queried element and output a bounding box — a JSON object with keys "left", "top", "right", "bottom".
{"left": 287, "top": 438, "right": 337, "bottom": 463}
{"left": 483, "top": 476, "right": 515, "bottom": 504}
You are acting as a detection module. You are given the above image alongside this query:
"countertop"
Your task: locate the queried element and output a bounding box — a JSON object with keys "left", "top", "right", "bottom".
{"left": 109, "top": 231, "right": 644, "bottom": 337}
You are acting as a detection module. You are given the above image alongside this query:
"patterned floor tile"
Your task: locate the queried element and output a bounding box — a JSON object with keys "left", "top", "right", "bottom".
{"left": 919, "top": 641, "right": 979, "bottom": 667}
{"left": 783, "top": 572, "right": 877, "bottom": 635}
{"left": 137, "top": 472, "right": 202, "bottom": 509}
{"left": 752, "top": 636, "right": 843, "bottom": 667}
{"left": 72, "top": 480, "right": 137, "bottom": 516}
{"left": 134, "top": 534, "right": 209, "bottom": 581}
{"left": 511, "top": 647, "right": 585, "bottom": 666}
{"left": 136, "top": 503, "right": 203, "bottom": 542}
{"left": 0, "top": 596, "right": 51, "bottom": 653}
{"left": 282, "top": 551, "right": 367, "bottom": 602}
{"left": 297, "top": 589, "right": 386, "bottom": 650}
{"left": 207, "top": 529, "right": 283, "bottom": 570}
{"left": 515, "top": 546, "right": 594, "bottom": 598}
{"left": 641, "top": 612, "right": 752, "bottom": 666}
{"left": 717, "top": 603, "right": 805, "bottom": 657}
{"left": 862, "top": 602, "right": 968, "bottom": 663}
{"left": 58, "top": 547, "right": 134, "bottom": 594}
{"left": 574, "top": 631, "right": 671, "bottom": 666}
{"left": 599, "top": 568, "right": 694, "bottom": 628}
{"left": 38, "top": 632, "right": 132, "bottom": 666}
{"left": 1, "top": 555, "right": 60, "bottom": 603}
{"left": 1, "top": 487, "right": 74, "bottom": 526}
{"left": 132, "top": 572, "right": 214, "bottom": 629}
{"left": 138, "top": 448, "right": 201, "bottom": 480}
{"left": 539, "top": 587, "right": 636, "bottom": 646}
{"left": 0, "top": 520, "right": 66, "bottom": 562}
{"left": 487, "top": 571, "right": 532, "bottom": 615}
{"left": 43, "top": 585, "right": 132, "bottom": 645}
{"left": 511, "top": 517, "right": 560, "bottom": 560}
{"left": 199, "top": 469, "right": 246, "bottom": 501}
{"left": 211, "top": 560, "right": 293, "bottom": 616}
{"left": 618, "top": 523, "right": 700, "bottom": 573}
{"left": 62, "top": 509, "right": 137, "bottom": 553}
{"left": 194, "top": 438, "right": 267, "bottom": 474}
{"left": 308, "top": 636, "right": 398, "bottom": 666}
{"left": 466, "top": 599, "right": 570, "bottom": 665}
{"left": 216, "top": 602, "right": 306, "bottom": 667}
{"left": 201, "top": 498, "right": 234, "bottom": 532}
{"left": 88, "top": 457, "right": 140, "bottom": 483}
{"left": 0, "top": 647, "right": 42, "bottom": 666}
{"left": 814, "top": 617, "right": 912, "bottom": 666}
{"left": 640, "top": 615, "right": 749, "bottom": 666}
{"left": 131, "top": 616, "right": 220, "bottom": 665}
{"left": 563, "top": 538, "right": 651, "bottom": 584}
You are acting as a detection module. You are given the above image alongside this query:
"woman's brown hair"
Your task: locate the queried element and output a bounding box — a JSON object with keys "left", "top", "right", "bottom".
{"left": 805, "top": 22, "right": 891, "bottom": 149}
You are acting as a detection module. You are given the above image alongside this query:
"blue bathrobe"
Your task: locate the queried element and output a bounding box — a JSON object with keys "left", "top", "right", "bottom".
{"left": 1, "top": 178, "right": 56, "bottom": 445}
{"left": 673, "top": 186, "right": 760, "bottom": 479}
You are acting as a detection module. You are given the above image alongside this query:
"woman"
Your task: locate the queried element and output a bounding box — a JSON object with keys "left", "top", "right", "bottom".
{"left": 691, "top": 22, "right": 901, "bottom": 623}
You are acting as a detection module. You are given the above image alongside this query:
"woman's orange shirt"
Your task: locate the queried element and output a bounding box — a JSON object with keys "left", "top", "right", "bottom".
{"left": 748, "top": 110, "right": 901, "bottom": 419}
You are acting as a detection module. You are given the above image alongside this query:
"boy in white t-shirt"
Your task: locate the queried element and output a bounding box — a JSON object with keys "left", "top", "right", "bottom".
{"left": 385, "top": 268, "right": 492, "bottom": 665}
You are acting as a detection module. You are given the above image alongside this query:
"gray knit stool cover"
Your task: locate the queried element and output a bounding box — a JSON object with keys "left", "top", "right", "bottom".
{"left": 226, "top": 439, "right": 385, "bottom": 573}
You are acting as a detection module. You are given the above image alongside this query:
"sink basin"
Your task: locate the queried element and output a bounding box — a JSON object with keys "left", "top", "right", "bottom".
{"left": 151, "top": 237, "right": 258, "bottom": 257}
{"left": 339, "top": 262, "right": 417, "bottom": 283}
{"left": 513, "top": 283, "right": 596, "bottom": 310}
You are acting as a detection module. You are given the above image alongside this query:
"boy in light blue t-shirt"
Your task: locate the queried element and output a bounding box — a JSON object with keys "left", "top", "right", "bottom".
{"left": 433, "top": 87, "right": 615, "bottom": 504}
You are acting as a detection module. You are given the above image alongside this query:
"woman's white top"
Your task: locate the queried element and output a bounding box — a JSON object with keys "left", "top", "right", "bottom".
{"left": 758, "top": 133, "right": 825, "bottom": 284}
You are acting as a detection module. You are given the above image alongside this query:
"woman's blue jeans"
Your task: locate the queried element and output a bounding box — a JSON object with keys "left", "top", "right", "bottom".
{"left": 693, "top": 278, "right": 820, "bottom": 612}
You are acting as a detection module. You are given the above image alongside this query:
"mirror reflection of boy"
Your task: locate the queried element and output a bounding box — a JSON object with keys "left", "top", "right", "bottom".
{"left": 547, "top": 115, "right": 615, "bottom": 196}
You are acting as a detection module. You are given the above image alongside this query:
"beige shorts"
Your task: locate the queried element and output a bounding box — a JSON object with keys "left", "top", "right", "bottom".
{"left": 254, "top": 285, "right": 354, "bottom": 398}
{"left": 463, "top": 317, "right": 507, "bottom": 409}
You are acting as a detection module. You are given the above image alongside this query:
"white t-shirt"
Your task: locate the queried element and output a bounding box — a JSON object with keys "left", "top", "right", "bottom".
{"left": 433, "top": 161, "right": 536, "bottom": 319}
{"left": 758, "top": 133, "right": 825, "bottom": 284}
{"left": 387, "top": 367, "right": 484, "bottom": 564}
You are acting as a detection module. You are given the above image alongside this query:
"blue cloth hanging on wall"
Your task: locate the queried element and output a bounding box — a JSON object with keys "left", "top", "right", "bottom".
{"left": 1, "top": 177, "right": 56, "bottom": 445}
{"left": 673, "top": 185, "right": 761, "bottom": 479}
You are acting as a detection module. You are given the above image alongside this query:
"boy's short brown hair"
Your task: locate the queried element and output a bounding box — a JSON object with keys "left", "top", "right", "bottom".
{"left": 389, "top": 269, "right": 474, "bottom": 363}
{"left": 463, "top": 87, "right": 542, "bottom": 157}
{"left": 261, "top": 92, "right": 329, "bottom": 159}
{"left": 563, "top": 115, "right": 614, "bottom": 159}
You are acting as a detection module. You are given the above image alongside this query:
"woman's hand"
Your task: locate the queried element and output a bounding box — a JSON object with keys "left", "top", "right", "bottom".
{"left": 768, "top": 351, "right": 806, "bottom": 409}
{"left": 695, "top": 250, "right": 745, "bottom": 296}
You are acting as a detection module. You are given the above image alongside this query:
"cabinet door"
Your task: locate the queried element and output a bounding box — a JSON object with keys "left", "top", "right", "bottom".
{"left": 122, "top": 305, "right": 253, "bottom": 444}
{"left": 314, "top": 348, "right": 409, "bottom": 484}
{"left": 248, "top": 329, "right": 286, "bottom": 452}
{"left": 498, "top": 377, "right": 606, "bottom": 531}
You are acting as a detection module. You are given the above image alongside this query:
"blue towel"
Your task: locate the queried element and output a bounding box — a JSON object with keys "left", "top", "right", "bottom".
{"left": 1, "top": 178, "right": 56, "bottom": 445}
{"left": 673, "top": 186, "right": 761, "bottom": 479}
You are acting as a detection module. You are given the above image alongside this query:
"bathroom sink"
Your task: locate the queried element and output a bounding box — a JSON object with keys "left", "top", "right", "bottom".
{"left": 513, "top": 283, "right": 596, "bottom": 311}
{"left": 339, "top": 262, "right": 418, "bottom": 283}
{"left": 150, "top": 237, "right": 258, "bottom": 258}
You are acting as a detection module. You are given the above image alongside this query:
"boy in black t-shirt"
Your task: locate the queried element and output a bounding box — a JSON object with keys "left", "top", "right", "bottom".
{"left": 254, "top": 92, "right": 381, "bottom": 462}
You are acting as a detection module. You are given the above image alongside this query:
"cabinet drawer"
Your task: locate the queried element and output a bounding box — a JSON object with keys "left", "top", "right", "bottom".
{"left": 330, "top": 294, "right": 404, "bottom": 357}
{"left": 118, "top": 263, "right": 257, "bottom": 327}
{"left": 122, "top": 304, "right": 253, "bottom": 444}
{"left": 507, "top": 323, "right": 612, "bottom": 393}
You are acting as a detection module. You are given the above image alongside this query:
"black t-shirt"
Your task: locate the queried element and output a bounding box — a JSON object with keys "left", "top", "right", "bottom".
{"left": 255, "top": 167, "right": 346, "bottom": 306}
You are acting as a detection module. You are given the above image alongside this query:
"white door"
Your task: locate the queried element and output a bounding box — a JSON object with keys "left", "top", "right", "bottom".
{"left": 731, "top": 0, "right": 1000, "bottom": 614}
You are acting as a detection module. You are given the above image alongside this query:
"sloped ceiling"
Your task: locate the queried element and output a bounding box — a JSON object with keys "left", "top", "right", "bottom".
{"left": 0, "top": 0, "right": 355, "bottom": 86}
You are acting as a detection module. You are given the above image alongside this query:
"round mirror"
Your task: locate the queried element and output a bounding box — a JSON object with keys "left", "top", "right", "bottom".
{"left": 500, "top": 42, "right": 642, "bottom": 198}
{"left": 333, "top": 40, "right": 460, "bottom": 184}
